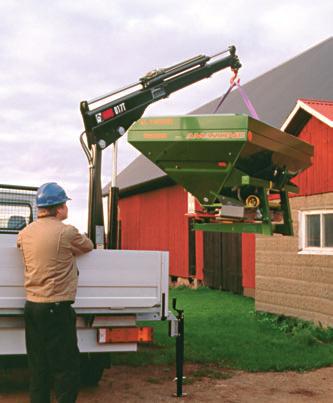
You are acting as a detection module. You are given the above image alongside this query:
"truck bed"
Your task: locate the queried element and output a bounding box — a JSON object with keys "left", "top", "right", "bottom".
{"left": 0, "top": 246, "right": 169, "bottom": 317}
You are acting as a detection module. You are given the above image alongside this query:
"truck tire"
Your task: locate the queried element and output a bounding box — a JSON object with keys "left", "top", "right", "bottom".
{"left": 80, "top": 353, "right": 110, "bottom": 386}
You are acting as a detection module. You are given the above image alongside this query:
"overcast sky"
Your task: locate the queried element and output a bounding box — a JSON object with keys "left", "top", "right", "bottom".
{"left": 0, "top": 0, "right": 332, "bottom": 231}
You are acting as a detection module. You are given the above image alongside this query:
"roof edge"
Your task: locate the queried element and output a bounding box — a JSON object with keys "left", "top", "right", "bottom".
{"left": 282, "top": 98, "right": 333, "bottom": 133}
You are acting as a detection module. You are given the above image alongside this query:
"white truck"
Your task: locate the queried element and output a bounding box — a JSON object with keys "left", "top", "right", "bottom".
{"left": 0, "top": 184, "right": 176, "bottom": 386}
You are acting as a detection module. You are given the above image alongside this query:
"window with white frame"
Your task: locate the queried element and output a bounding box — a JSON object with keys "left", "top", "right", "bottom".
{"left": 299, "top": 210, "right": 333, "bottom": 254}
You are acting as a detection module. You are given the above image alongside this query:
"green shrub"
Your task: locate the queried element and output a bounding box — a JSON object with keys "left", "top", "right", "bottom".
{"left": 256, "top": 312, "right": 333, "bottom": 345}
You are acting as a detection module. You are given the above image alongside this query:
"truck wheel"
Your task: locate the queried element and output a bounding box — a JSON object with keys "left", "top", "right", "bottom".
{"left": 80, "top": 353, "right": 110, "bottom": 386}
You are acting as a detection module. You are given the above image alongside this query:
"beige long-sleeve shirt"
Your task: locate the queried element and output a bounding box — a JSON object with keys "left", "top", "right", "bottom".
{"left": 17, "top": 217, "right": 94, "bottom": 303}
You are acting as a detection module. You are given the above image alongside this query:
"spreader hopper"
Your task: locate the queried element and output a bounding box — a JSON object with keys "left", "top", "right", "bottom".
{"left": 128, "top": 115, "right": 313, "bottom": 235}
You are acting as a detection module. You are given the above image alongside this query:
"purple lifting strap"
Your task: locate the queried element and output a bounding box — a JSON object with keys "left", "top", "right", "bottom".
{"left": 213, "top": 83, "right": 235, "bottom": 113}
{"left": 235, "top": 81, "right": 259, "bottom": 120}
{"left": 214, "top": 79, "right": 259, "bottom": 120}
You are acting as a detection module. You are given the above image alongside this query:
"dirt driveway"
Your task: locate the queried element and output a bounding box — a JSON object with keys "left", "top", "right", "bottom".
{"left": 0, "top": 364, "right": 332, "bottom": 402}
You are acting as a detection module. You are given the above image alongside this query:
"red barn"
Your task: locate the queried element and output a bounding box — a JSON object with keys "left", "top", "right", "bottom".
{"left": 119, "top": 184, "right": 191, "bottom": 279}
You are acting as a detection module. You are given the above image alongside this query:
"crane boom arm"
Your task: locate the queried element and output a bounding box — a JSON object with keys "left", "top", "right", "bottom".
{"left": 80, "top": 46, "right": 241, "bottom": 149}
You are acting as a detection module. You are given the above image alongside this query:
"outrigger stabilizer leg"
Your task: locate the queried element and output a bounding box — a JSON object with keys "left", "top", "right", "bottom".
{"left": 172, "top": 298, "right": 186, "bottom": 397}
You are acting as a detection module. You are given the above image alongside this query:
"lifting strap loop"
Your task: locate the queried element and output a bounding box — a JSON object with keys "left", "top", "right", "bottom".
{"left": 213, "top": 83, "right": 235, "bottom": 113}
{"left": 234, "top": 80, "right": 259, "bottom": 120}
{"left": 214, "top": 70, "right": 259, "bottom": 119}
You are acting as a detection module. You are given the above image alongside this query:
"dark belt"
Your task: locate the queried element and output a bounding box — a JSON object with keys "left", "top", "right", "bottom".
{"left": 26, "top": 300, "right": 74, "bottom": 307}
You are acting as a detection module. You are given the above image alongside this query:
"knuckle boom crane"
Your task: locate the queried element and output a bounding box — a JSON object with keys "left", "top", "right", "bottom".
{"left": 80, "top": 46, "right": 241, "bottom": 248}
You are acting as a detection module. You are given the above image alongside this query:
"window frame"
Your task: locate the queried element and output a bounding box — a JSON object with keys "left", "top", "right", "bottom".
{"left": 298, "top": 209, "right": 333, "bottom": 255}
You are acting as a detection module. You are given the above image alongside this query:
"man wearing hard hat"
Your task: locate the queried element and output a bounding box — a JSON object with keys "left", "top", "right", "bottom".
{"left": 17, "top": 182, "right": 94, "bottom": 403}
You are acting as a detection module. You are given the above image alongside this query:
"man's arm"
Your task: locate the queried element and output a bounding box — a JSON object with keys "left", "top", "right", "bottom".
{"left": 71, "top": 245, "right": 87, "bottom": 256}
{"left": 69, "top": 226, "right": 94, "bottom": 255}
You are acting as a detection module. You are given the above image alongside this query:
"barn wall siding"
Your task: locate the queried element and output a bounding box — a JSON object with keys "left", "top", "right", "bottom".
{"left": 255, "top": 193, "right": 333, "bottom": 326}
{"left": 293, "top": 118, "right": 333, "bottom": 196}
{"left": 242, "top": 233, "right": 256, "bottom": 296}
{"left": 118, "top": 187, "right": 258, "bottom": 288}
{"left": 119, "top": 185, "right": 189, "bottom": 278}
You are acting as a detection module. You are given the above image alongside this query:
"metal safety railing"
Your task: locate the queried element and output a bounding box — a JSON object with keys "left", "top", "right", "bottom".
{"left": 0, "top": 184, "right": 37, "bottom": 233}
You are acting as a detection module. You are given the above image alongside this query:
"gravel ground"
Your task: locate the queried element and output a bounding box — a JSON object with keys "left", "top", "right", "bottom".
{"left": 0, "top": 364, "right": 332, "bottom": 402}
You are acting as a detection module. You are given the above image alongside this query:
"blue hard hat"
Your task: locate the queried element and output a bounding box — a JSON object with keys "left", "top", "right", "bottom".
{"left": 36, "top": 182, "right": 71, "bottom": 207}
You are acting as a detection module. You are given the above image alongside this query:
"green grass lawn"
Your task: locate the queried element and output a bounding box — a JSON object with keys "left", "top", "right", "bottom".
{"left": 112, "top": 287, "right": 333, "bottom": 372}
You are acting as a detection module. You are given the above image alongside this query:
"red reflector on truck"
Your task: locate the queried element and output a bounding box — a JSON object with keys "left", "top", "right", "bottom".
{"left": 97, "top": 327, "right": 153, "bottom": 344}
